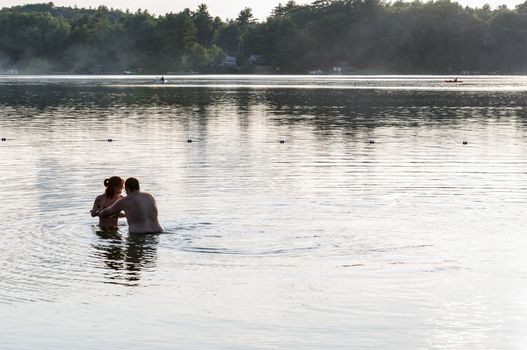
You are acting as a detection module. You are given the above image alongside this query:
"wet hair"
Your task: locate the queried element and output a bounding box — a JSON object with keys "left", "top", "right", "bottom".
{"left": 125, "top": 177, "right": 140, "bottom": 192}
{"left": 104, "top": 176, "right": 124, "bottom": 197}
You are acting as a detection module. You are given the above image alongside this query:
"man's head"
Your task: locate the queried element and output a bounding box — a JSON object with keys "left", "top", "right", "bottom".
{"left": 125, "top": 177, "right": 140, "bottom": 195}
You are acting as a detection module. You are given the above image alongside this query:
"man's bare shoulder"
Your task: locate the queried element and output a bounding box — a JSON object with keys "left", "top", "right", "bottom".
{"left": 142, "top": 192, "right": 157, "bottom": 202}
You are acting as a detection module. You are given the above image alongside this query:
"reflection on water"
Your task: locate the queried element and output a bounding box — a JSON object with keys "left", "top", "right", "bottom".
{"left": 92, "top": 230, "right": 159, "bottom": 284}
{"left": 1, "top": 76, "right": 527, "bottom": 349}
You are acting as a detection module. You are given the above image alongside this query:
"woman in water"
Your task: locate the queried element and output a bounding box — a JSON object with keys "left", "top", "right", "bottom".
{"left": 90, "top": 176, "right": 124, "bottom": 230}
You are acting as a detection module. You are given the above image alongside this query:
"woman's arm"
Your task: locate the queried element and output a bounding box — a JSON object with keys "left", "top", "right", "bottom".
{"left": 90, "top": 196, "right": 102, "bottom": 217}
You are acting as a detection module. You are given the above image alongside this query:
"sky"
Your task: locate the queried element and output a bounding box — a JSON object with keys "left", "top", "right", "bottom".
{"left": 0, "top": 0, "right": 524, "bottom": 20}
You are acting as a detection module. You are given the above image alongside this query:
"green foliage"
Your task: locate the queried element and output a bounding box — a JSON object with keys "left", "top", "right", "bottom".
{"left": 236, "top": 8, "right": 257, "bottom": 26}
{"left": 214, "top": 22, "right": 241, "bottom": 55}
{"left": 3, "top": 1, "right": 527, "bottom": 74}
{"left": 193, "top": 4, "right": 214, "bottom": 47}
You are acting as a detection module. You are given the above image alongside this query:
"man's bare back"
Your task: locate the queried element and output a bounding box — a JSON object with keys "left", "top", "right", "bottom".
{"left": 98, "top": 178, "right": 163, "bottom": 234}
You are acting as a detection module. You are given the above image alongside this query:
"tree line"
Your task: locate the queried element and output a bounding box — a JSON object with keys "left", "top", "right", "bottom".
{"left": 1, "top": 0, "right": 527, "bottom": 74}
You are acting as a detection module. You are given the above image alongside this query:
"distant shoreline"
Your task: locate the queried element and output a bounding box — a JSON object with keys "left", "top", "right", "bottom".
{"left": 2, "top": 2, "right": 527, "bottom": 76}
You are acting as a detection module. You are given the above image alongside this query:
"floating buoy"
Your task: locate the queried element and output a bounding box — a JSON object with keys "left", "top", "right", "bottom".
{"left": 1, "top": 138, "right": 5, "bottom": 141}
{"left": 187, "top": 139, "right": 193, "bottom": 143}
{"left": 107, "top": 139, "right": 113, "bottom": 142}
{"left": 462, "top": 141, "right": 468, "bottom": 145}
{"left": 279, "top": 140, "right": 285, "bottom": 144}
{"left": 369, "top": 140, "right": 375, "bottom": 144}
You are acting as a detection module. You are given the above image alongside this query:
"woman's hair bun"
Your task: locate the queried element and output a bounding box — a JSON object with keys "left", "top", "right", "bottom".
{"left": 104, "top": 178, "right": 109, "bottom": 187}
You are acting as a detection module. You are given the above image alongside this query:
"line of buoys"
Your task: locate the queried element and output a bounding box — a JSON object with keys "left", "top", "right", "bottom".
{"left": 0, "top": 138, "right": 472, "bottom": 145}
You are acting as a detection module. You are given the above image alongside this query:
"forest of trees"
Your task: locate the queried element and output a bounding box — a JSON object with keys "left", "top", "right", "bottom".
{"left": 1, "top": 0, "right": 527, "bottom": 74}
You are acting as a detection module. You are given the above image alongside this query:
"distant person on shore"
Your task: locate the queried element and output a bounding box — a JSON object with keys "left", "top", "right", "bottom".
{"left": 96, "top": 177, "right": 163, "bottom": 234}
{"left": 91, "top": 176, "right": 125, "bottom": 230}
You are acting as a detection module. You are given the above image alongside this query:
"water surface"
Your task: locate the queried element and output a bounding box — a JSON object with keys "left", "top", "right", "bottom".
{"left": 1, "top": 75, "right": 527, "bottom": 349}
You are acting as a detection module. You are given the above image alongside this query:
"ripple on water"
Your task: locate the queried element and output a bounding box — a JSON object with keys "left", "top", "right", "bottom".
{"left": 0, "top": 224, "right": 95, "bottom": 303}
{"left": 0, "top": 224, "right": 164, "bottom": 303}
{"left": 178, "top": 244, "right": 320, "bottom": 256}
{"left": 160, "top": 221, "right": 322, "bottom": 258}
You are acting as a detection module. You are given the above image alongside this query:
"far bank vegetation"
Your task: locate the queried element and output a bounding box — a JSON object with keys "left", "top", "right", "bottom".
{"left": 2, "top": 0, "right": 527, "bottom": 74}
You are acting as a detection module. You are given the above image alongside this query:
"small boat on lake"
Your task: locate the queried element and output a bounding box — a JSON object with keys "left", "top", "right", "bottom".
{"left": 444, "top": 78, "right": 462, "bottom": 83}
{"left": 154, "top": 76, "right": 168, "bottom": 84}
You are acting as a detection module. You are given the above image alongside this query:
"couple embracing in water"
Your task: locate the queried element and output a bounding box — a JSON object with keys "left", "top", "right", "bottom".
{"left": 91, "top": 177, "right": 163, "bottom": 234}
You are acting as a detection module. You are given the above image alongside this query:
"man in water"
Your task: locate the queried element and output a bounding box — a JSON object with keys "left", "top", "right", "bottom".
{"left": 96, "top": 177, "right": 163, "bottom": 234}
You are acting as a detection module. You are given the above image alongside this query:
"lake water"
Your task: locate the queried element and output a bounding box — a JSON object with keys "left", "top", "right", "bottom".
{"left": 1, "top": 75, "right": 527, "bottom": 349}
